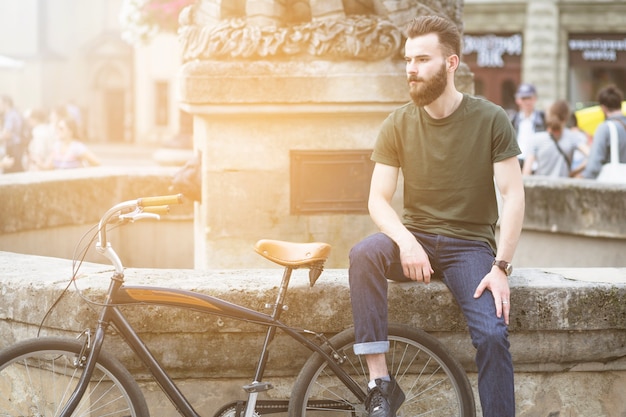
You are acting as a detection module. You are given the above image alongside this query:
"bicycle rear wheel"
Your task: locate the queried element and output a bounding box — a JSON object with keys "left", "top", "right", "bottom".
{"left": 0, "top": 336, "right": 150, "bottom": 417}
{"left": 289, "top": 323, "right": 475, "bottom": 417}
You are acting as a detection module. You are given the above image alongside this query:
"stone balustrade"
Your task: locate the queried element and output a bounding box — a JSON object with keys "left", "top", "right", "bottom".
{"left": 2, "top": 167, "right": 625, "bottom": 270}
{"left": 1, "top": 251, "right": 625, "bottom": 416}
{"left": 0, "top": 167, "right": 194, "bottom": 268}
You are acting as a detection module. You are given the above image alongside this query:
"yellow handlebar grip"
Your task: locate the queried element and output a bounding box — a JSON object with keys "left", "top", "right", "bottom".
{"left": 137, "top": 194, "right": 183, "bottom": 207}
{"left": 143, "top": 205, "right": 170, "bottom": 215}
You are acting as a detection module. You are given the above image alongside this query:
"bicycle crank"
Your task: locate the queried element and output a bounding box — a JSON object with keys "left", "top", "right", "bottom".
{"left": 213, "top": 400, "right": 288, "bottom": 417}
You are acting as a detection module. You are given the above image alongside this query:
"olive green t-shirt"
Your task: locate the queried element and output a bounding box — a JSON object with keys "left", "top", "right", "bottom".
{"left": 371, "top": 94, "right": 520, "bottom": 253}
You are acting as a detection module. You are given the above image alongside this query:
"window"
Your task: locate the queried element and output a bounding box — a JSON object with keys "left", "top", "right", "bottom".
{"left": 568, "top": 34, "right": 626, "bottom": 109}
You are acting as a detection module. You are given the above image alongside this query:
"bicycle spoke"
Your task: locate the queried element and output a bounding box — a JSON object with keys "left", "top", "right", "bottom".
{"left": 0, "top": 339, "right": 148, "bottom": 417}
{"left": 290, "top": 325, "right": 475, "bottom": 417}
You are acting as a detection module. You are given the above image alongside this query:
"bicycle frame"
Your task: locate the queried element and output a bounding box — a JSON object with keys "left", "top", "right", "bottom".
{"left": 61, "top": 258, "right": 366, "bottom": 417}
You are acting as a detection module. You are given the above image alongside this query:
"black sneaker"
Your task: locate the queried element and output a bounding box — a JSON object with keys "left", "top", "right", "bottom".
{"left": 364, "top": 376, "right": 406, "bottom": 417}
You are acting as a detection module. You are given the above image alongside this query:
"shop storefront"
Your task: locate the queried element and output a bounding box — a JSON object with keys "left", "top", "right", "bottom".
{"left": 568, "top": 33, "right": 626, "bottom": 110}
{"left": 462, "top": 33, "right": 523, "bottom": 113}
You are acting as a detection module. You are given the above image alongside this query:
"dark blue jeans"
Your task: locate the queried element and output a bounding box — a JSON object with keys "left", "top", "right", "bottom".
{"left": 349, "top": 231, "right": 515, "bottom": 417}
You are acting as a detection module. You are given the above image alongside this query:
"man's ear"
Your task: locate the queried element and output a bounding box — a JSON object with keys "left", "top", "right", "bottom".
{"left": 447, "top": 54, "right": 460, "bottom": 72}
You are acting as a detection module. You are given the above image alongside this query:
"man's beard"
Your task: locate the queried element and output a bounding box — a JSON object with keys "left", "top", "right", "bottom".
{"left": 408, "top": 62, "right": 448, "bottom": 107}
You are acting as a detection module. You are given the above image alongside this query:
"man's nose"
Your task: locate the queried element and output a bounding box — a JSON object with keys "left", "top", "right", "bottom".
{"left": 406, "top": 62, "right": 417, "bottom": 75}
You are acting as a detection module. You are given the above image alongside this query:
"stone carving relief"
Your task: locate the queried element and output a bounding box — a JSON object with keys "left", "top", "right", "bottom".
{"left": 178, "top": 0, "right": 464, "bottom": 62}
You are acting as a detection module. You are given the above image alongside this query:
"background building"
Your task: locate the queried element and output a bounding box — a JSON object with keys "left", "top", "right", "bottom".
{"left": 463, "top": 0, "right": 626, "bottom": 113}
{"left": 1, "top": 0, "right": 624, "bottom": 147}
{"left": 0, "top": 0, "right": 187, "bottom": 147}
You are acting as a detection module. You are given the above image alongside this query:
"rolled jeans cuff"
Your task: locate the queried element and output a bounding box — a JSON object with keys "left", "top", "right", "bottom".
{"left": 353, "top": 341, "right": 389, "bottom": 355}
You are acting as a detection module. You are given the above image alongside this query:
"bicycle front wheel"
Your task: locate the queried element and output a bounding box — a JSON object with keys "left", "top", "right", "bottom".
{"left": 0, "top": 336, "right": 150, "bottom": 417}
{"left": 289, "top": 323, "right": 475, "bottom": 417}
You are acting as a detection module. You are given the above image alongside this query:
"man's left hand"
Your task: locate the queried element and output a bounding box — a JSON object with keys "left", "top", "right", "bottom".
{"left": 474, "top": 268, "right": 511, "bottom": 325}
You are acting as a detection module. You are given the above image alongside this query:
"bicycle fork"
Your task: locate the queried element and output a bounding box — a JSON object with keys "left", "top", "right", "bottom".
{"left": 58, "top": 272, "right": 125, "bottom": 417}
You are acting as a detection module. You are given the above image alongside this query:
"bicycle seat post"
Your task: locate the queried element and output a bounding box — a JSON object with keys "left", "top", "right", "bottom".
{"left": 254, "top": 265, "right": 293, "bottom": 374}
{"left": 268, "top": 265, "right": 294, "bottom": 319}
{"left": 241, "top": 265, "right": 294, "bottom": 409}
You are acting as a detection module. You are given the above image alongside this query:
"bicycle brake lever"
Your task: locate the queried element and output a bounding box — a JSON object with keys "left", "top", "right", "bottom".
{"left": 118, "top": 209, "right": 160, "bottom": 222}
{"left": 127, "top": 213, "right": 160, "bottom": 222}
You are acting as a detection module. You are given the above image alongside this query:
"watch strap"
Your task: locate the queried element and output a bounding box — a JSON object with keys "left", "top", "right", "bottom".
{"left": 493, "top": 259, "right": 512, "bottom": 276}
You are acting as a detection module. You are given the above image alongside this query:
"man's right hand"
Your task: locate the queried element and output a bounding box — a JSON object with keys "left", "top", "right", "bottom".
{"left": 398, "top": 235, "right": 433, "bottom": 283}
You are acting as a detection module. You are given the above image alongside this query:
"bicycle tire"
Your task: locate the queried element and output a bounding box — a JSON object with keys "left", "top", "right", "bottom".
{"left": 0, "top": 336, "right": 150, "bottom": 417}
{"left": 288, "top": 323, "right": 475, "bottom": 417}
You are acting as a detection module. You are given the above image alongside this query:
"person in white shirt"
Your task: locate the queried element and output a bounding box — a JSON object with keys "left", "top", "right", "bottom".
{"left": 510, "top": 83, "right": 546, "bottom": 170}
{"left": 24, "top": 108, "right": 56, "bottom": 171}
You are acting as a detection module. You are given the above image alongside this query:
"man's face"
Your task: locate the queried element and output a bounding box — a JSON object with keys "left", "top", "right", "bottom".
{"left": 405, "top": 34, "right": 449, "bottom": 107}
{"left": 515, "top": 95, "right": 537, "bottom": 113}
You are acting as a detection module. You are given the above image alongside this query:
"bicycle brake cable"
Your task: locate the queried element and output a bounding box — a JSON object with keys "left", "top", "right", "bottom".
{"left": 36, "top": 222, "right": 99, "bottom": 336}
{"left": 36, "top": 214, "right": 133, "bottom": 329}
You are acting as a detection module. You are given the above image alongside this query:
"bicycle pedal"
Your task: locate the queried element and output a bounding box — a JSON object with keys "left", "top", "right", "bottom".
{"left": 243, "top": 382, "right": 274, "bottom": 393}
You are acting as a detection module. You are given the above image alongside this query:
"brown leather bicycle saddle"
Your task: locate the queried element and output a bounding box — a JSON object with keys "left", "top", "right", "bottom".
{"left": 254, "top": 239, "right": 331, "bottom": 268}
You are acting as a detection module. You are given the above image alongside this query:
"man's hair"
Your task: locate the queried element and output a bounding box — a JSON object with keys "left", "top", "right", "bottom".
{"left": 597, "top": 84, "right": 623, "bottom": 111}
{"left": 405, "top": 15, "right": 461, "bottom": 57}
{"left": 546, "top": 100, "right": 571, "bottom": 135}
{"left": 548, "top": 99, "right": 571, "bottom": 124}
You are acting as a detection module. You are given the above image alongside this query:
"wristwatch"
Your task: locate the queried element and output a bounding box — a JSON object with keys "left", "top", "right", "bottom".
{"left": 493, "top": 259, "right": 513, "bottom": 276}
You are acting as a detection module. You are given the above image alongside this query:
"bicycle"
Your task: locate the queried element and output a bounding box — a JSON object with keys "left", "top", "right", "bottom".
{"left": 0, "top": 194, "right": 476, "bottom": 417}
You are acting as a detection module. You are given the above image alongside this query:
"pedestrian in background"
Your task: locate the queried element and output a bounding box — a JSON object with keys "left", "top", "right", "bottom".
{"left": 0, "top": 94, "right": 26, "bottom": 173}
{"left": 510, "top": 83, "right": 546, "bottom": 169}
{"left": 582, "top": 84, "right": 626, "bottom": 180}
{"left": 45, "top": 117, "right": 100, "bottom": 169}
{"left": 24, "top": 108, "right": 56, "bottom": 171}
{"left": 523, "top": 100, "right": 589, "bottom": 178}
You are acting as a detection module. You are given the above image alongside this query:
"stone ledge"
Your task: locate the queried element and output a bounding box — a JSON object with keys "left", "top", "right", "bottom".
{"left": 0, "top": 167, "right": 191, "bottom": 234}
{"left": 523, "top": 176, "right": 626, "bottom": 238}
{"left": 2, "top": 251, "right": 625, "bottom": 416}
{"left": 178, "top": 60, "right": 409, "bottom": 105}
{"left": 1, "top": 251, "right": 624, "bottom": 377}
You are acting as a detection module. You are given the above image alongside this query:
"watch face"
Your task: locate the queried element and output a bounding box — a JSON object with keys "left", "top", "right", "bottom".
{"left": 494, "top": 260, "right": 512, "bottom": 276}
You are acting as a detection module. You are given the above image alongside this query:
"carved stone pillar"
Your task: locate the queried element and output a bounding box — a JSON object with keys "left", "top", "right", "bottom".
{"left": 193, "top": 0, "right": 224, "bottom": 27}
{"left": 177, "top": 0, "right": 471, "bottom": 269}
{"left": 246, "top": 0, "right": 285, "bottom": 26}
{"left": 310, "top": 0, "right": 345, "bottom": 21}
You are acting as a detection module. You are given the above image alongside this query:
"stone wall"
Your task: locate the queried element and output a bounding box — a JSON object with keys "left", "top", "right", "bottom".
{"left": 0, "top": 167, "right": 194, "bottom": 268}
{"left": 514, "top": 177, "right": 626, "bottom": 268}
{"left": 1, "top": 169, "right": 625, "bottom": 270}
{"left": 1, "top": 251, "right": 624, "bottom": 416}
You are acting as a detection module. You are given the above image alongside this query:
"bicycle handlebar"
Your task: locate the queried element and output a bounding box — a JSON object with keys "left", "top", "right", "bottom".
{"left": 137, "top": 194, "right": 183, "bottom": 207}
{"left": 96, "top": 194, "right": 184, "bottom": 272}
{"left": 142, "top": 205, "right": 171, "bottom": 215}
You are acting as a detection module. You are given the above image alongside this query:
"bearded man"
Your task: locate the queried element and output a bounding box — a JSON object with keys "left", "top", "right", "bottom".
{"left": 348, "top": 15, "right": 525, "bottom": 417}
